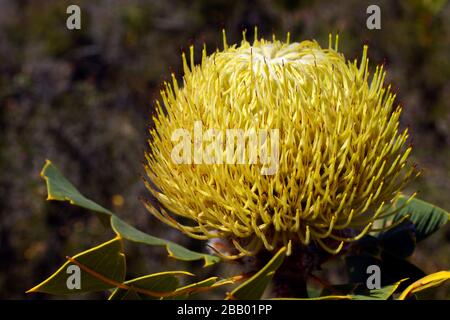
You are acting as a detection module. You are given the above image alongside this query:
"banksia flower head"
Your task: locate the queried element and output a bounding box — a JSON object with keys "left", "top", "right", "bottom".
{"left": 144, "top": 30, "right": 415, "bottom": 258}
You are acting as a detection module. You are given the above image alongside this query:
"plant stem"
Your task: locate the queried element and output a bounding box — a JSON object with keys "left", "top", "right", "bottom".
{"left": 256, "top": 244, "right": 328, "bottom": 298}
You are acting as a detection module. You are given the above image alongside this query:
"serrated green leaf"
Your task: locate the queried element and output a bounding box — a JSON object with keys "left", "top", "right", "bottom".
{"left": 227, "top": 247, "right": 286, "bottom": 300}
{"left": 108, "top": 271, "right": 193, "bottom": 300}
{"left": 385, "top": 195, "right": 449, "bottom": 242}
{"left": 27, "top": 238, "right": 125, "bottom": 295}
{"left": 40, "top": 160, "right": 220, "bottom": 267}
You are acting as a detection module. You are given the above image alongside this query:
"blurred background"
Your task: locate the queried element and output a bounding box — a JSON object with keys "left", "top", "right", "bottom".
{"left": 0, "top": 0, "right": 449, "bottom": 299}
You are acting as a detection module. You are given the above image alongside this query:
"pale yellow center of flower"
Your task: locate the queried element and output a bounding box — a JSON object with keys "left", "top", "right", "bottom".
{"left": 241, "top": 43, "right": 324, "bottom": 64}
{"left": 236, "top": 42, "right": 326, "bottom": 80}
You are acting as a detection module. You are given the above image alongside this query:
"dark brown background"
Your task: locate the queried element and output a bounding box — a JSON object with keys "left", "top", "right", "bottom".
{"left": 0, "top": 0, "right": 449, "bottom": 299}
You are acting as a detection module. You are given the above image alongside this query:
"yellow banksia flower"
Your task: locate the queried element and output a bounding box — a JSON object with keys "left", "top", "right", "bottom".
{"left": 143, "top": 30, "right": 416, "bottom": 258}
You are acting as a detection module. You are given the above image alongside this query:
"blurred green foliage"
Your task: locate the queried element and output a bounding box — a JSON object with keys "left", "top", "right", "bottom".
{"left": 0, "top": 0, "right": 449, "bottom": 299}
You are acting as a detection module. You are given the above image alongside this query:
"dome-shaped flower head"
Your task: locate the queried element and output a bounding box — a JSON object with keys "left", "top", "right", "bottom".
{"left": 144, "top": 30, "right": 416, "bottom": 258}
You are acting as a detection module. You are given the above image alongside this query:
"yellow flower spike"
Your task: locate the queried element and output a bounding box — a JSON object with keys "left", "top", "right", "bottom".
{"left": 144, "top": 31, "right": 415, "bottom": 257}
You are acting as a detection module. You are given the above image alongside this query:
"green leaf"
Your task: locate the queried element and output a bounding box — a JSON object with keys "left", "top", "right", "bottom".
{"left": 350, "top": 279, "right": 406, "bottom": 300}
{"left": 378, "top": 221, "right": 416, "bottom": 258}
{"left": 40, "top": 160, "right": 220, "bottom": 267}
{"left": 346, "top": 251, "right": 425, "bottom": 290}
{"left": 272, "top": 295, "right": 351, "bottom": 300}
{"left": 320, "top": 283, "right": 359, "bottom": 296}
{"left": 277, "top": 280, "right": 405, "bottom": 300}
{"left": 120, "top": 290, "right": 141, "bottom": 300}
{"left": 27, "top": 238, "right": 125, "bottom": 295}
{"left": 108, "top": 271, "right": 193, "bottom": 300}
{"left": 353, "top": 235, "right": 382, "bottom": 256}
{"left": 384, "top": 253, "right": 426, "bottom": 289}
{"left": 227, "top": 247, "right": 287, "bottom": 300}
{"left": 164, "top": 277, "right": 220, "bottom": 300}
{"left": 306, "top": 278, "right": 323, "bottom": 298}
{"left": 163, "top": 275, "right": 239, "bottom": 300}
{"left": 346, "top": 253, "right": 382, "bottom": 284}
{"left": 40, "top": 159, "right": 113, "bottom": 225}
{"left": 386, "top": 195, "right": 449, "bottom": 242}
{"left": 399, "top": 271, "right": 450, "bottom": 300}
{"left": 111, "top": 216, "right": 220, "bottom": 266}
